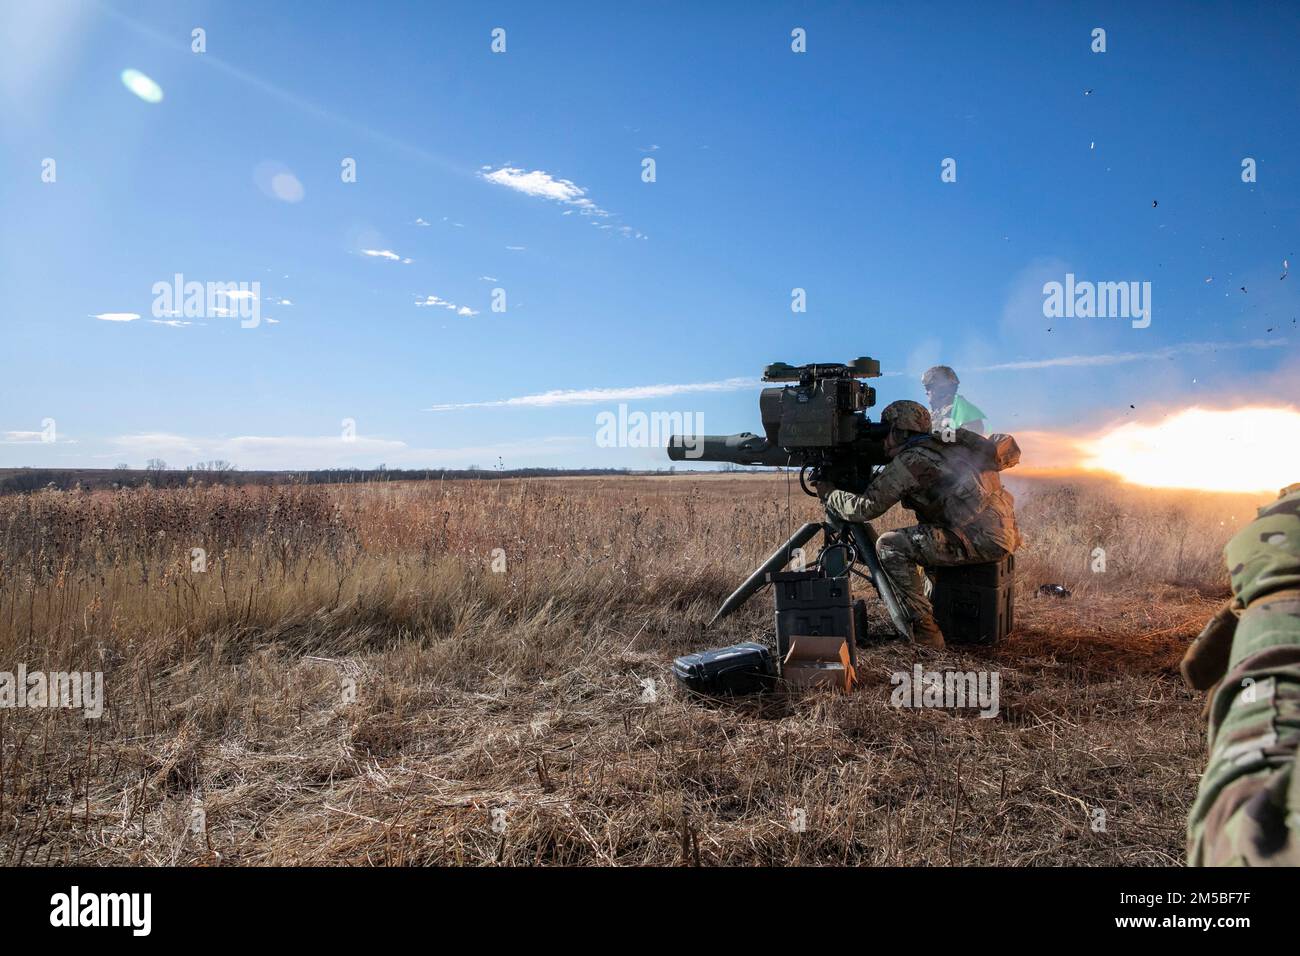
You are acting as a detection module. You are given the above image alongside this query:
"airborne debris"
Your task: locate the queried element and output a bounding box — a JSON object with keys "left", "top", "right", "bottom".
{"left": 1282, "top": 260, "right": 1289, "bottom": 280}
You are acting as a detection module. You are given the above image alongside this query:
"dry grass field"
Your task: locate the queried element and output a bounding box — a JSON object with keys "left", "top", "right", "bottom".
{"left": 0, "top": 474, "right": 1270, "bottom": 866}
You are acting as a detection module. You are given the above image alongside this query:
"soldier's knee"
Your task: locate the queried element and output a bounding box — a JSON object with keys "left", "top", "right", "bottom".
{"left": 875, "top": 531, "right": 914, "bottom": 568}
{"left": 876, "top": 530, "right": 906, "bottom": 555}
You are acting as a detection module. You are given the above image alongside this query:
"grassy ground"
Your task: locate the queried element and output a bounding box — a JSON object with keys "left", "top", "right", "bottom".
{"left": 0, "top": 474, "right": 1268, "bottom": 865}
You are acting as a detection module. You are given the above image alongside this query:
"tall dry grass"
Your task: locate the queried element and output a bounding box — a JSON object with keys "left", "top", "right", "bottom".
{"left": 0, "top": 474, "right": 1268, "bottom": 865}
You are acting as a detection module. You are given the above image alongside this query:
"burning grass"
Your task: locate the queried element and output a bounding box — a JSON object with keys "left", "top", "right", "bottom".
{"left": 0, "top": 474, "right": 1269, "bottom": 865}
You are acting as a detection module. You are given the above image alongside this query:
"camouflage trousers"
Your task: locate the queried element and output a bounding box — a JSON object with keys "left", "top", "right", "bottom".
{"left": 875, "top": 525, "right": 1004, "bottom": 633}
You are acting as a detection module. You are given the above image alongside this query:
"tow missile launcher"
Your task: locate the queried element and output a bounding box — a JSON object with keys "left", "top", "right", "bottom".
{"left": 667, "top": 358, "right": 913, "bottom": 641}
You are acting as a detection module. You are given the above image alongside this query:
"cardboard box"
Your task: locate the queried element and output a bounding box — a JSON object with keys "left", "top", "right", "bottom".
{"left": 782, "top": 635, "right": 855, "bottom": 692}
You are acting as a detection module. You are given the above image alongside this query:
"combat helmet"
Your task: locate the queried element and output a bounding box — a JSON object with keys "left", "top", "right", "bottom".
{"left": 921, "top": 365, "right": 959, "bottom": 390}
{"left": 881, "top": 400, "right": 932, "bottom": 434}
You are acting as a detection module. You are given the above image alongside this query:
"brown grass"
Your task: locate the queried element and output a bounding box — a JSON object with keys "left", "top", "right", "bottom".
{"left": 0, "top": 474, "right": 1270, "bottom": 865}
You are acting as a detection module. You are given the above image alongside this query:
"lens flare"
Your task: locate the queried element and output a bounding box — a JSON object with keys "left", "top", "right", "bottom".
{"left": 253, "top": 161, "right": 305, "bottom": 203}
{"left": 1079, "top": 406, "right": 1300, "bottom": 493}
{"left": 120, "top": 69, "right": 164, "bottom": 104}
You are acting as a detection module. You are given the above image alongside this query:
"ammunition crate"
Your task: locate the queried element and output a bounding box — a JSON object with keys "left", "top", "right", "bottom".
{"left": 767, "top": 570, "right": 856, "bottom": 665}
{"left": 931, "top": 555, "right": 1015, "bottom": 645}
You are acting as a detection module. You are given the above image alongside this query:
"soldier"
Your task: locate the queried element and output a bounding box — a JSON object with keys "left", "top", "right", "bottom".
{"left": 922, "top": 365, "right": 986, "bottom": 436}
{"left": 813, "top": 400, "right": 1020, "bottom": 649}
{"left": 1182, "top": 482, "right": 1300, "bottom": 865}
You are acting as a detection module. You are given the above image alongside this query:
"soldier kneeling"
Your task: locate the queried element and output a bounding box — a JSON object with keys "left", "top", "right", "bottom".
{"left": 814, "top": 400, "right": 1021, "bottom": 649}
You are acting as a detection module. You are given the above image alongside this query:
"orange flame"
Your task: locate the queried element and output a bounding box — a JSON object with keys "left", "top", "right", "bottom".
{"left": 1074, "top": 406, "right": 1300, "bottom": 493}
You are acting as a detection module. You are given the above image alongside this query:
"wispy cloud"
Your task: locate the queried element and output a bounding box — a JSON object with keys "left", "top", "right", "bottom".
{"left": 971, "top": 338, "right": 1287, "bottom": 372}
{"left": 150, "top": 319, "right": 192, "bottom": 328}
{"left": 89, "top": 312, "right": 140, "bottom": 322}
{"left": 361, "top": 249, "right": 412, "bottom": 263}
{"left": 426, "top": 377, "right": 758, "bottom": 412}
{"left": 480, "top": 165, "right": 645, "bottom": 238}
{"left": 481, "top": 166, "right": 590, "bottom": 204}
{"left": 415, "top": 294, "right": 479, "bottom": 317}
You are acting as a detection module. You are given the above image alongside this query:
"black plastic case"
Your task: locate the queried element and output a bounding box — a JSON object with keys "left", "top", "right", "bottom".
{"left": 931, "top": 554, "right": 1016, "bottom": 645}
{"left": 672, "top": 642, "right": 776, "bottom": 696}
{"left": 768, "top": 570, "right": 857, "bottom": 664}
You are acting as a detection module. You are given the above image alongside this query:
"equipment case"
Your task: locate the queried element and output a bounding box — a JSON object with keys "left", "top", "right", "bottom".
{"left": 931, "top": 554, "right": 1015, "bottom": 645}
{"left": 768, "top": 570, "right": 857, "bottom": 665}
{"left": 672, "top": 642, "right": 777, "bottom": 696}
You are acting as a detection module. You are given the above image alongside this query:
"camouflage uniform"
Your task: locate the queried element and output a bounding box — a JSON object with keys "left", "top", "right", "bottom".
{"left": 1186, "top": 483, "right": 1300, "bottom": 866}
{"left": 825, "top": 408, "right": 1020, "bottom": 635}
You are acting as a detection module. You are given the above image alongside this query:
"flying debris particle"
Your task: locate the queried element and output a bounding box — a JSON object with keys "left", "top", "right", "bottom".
{"left": 1152, "top": 200, "right": 1158, "bottom": 207}
{"left": 1205, "top": 277, "right": 1213, "bottom": 283}
{"left": 120, "top": 69, "right": 164, "bottom": 104}
{"left": 1241, "top": 286, "right": 1248, "bottom": 293}
{"left": 1282, "top": 259, "right": 1289, "bottom": 280}
{"left": 1083, "top": 89, "right": 1093, "bottom": 96}
{"left": 1129, "top": 405, "right": 1135, "bottom": 409}
{"left": 1090, "top": 141, "right": 1095, "bottom": 150}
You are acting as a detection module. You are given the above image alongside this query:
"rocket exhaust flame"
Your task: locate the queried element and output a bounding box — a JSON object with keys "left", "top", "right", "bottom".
{"left": 1074, "top": 406, "right": 1300, "bottom": 494}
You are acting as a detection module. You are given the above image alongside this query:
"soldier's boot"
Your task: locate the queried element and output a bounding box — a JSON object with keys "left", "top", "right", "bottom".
{"left": 911, "top": 615, "right": 946, "bottom": 650}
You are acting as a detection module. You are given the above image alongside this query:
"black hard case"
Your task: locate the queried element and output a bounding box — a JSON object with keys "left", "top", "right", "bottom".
{"left": 672, "top": 642, "right": 777, "bottom": 695}
{"left": 768, "top": 570, "right": 857, "bottom": 665}
{"left": 931, "top": 554, "right": 1015, "bottom": 645}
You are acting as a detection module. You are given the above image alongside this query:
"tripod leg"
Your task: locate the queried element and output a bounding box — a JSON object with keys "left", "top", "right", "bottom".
{"left": 706, "top": 521, "right": 823, "bottom": 628}
{"left": 846, "top": 523, "right": 914, "bottom": 641}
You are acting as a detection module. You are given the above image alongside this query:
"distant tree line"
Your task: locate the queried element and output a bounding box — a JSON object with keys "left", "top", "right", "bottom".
{"left": 0, "top": 466, "right": 635, "bottom": 495}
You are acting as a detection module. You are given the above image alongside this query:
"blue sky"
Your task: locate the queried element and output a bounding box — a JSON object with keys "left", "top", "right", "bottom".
{"left": 2, "top": 0, "right": 1297, "bottom": 471}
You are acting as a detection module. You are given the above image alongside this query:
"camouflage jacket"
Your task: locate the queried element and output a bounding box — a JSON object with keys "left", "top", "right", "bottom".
{"left": 825, "top": 433, "right": 1020, "bottom": 558}
{"left": 1187, "top": 484, "right": 1300, "bottom": 866}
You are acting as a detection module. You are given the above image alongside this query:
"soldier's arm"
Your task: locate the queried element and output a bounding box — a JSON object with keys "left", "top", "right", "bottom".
{"left": 1186, "top": 596, "right": 1300, "bottom": 866}
{"left": 825, "top": 454, "right": 920, "bottom": 523}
